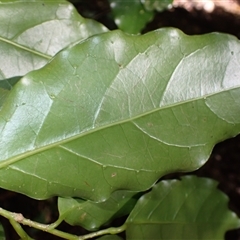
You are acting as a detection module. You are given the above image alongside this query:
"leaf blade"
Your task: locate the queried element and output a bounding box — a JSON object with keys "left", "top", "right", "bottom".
{"left": 97, "top": 235, "right": 123, "bottom": 240}
{"left": 109, "top": 0, "right": 154, "bottom": 34}
{"left": 126, "top": 176, "right": 240, "bottom": 239}
{"left": 0, "top": 29, "right": 240, "bottom": 201}
{"left": 142, "top": 0, "right": 173, "bottom": 11}
{"left": 0, "top": 0, "right": 107, "bottom": 80}
{"left": 0, "top": 76, "right": 21, "bottom": 109}
{"left": 58, "top": 190, "right": 140, "bottom": 230}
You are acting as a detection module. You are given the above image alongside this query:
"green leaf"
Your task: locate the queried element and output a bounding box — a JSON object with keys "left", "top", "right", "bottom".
{"left": 0, "top": 224, "right": 5, "bottom": 240}
{"left": 96, "top": 235, "right": 124, "bottom": 240}
{"left": 141, "top": 0, "right": 173, "bottom": 11}
{"left": 126, "top": 176, "right": 240, "bottom": 239}
{"left": 0, "top": 88, "right": 8, "bottom": 110}
{"left": 0, "top": 77, "right": 20, "bottom": 91}
{"left": 0, "top": 0, "right": 107, "bottom": 80}
{"left": 58, "top": 191, "right": 140, "bottom": 230}
{"left": 0, "top": 29, "right": 240, "bottom": 201}
{"left": 109, "top": 0, "right": 154, "bottom": 34}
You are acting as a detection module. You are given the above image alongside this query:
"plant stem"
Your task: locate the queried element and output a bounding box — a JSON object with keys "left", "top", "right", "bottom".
{"left": 9, "top": 218, "right": 33, "bottom": 240}
{"left": 79, "top": 224, "right": 127, "bottom": 240}
{"left": 0, "top": 207, "right": 127, "bottom": 240}
{"left": 0, "top": 207, "right": 79, "bottom": 240}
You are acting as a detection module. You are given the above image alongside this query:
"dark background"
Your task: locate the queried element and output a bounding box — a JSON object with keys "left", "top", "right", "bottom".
{"left": 1, "top": 1, "right": 240, "bottom": 239}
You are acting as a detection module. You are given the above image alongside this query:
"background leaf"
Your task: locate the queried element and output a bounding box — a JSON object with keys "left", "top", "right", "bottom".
{"left": 58, "top": 190, "right": 140, "bottom": 230}
{"left": 0, "top": 76, "right": 21, "bottom": 109}
{"left": 141, "top": 0, "right": 173, "bottom": 12}
{"left": 126, "top": 176, "right": 240, "bottom": 239}
{"left": 0, "top": 29, "right": 240, "bottom": 201}
{"left": 0, "top": 0, "right": 107, "bottom": 80}
{"left": 0, "top": 77, "right": 20, "bottom": 91}
{"left": 96, "top": 235, "right": 124, "bottom": 240}
{"left": 0, "top": 224, "right": 5, "bottom": 240}
{"left": 109, "top": 0, "right": 154, "bottom": 34}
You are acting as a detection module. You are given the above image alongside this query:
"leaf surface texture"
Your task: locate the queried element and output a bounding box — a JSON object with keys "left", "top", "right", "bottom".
{"left": 0, "top": 29, "right": 240, "bottom": 201}
{"left": 58, "top": 190, "right": 139, "bottom": 230}
{"left": 0, "top": 0, "right": 107, "bottom": 79}
{"left": 126, "top": 176, "right": 240, "bottom": 239}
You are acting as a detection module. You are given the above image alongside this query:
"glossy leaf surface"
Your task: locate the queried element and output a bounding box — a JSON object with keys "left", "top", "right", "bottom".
{"left": 0, "top": 29, "right": 240, "bottom": 201}
{"left": 58, "top": 191, "right": 139, "bottom": 230}
{"left": 0, "top": 0, "right": 107, "bottom": 80}
{"left": 0, "top": 88, "right": 8, "bottom": 110}
{"left": 109, "top": 0, "right": 153, "bottom": 34}
{"left": 126, "top": 176, "right": 240, "bottom": 239}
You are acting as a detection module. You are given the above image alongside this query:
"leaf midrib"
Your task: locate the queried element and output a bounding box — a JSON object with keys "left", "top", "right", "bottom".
{"left": 0, "top": 36, "right": 52, "bottom": 60}
{"left": 1, "top": 84, "right": 239, "bottom": 168}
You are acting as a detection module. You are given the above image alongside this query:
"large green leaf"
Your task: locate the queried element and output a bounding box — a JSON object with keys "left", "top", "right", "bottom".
{"left": 126, "top": 176, "right": 240, "bottom": 239}
{"left": 58, "top": 190, "right": 139, "bottom": 230}
{"left": 0, "top": 29, "right": 240, "bottom": 201}
{"left": 0, "top": 0, "right": 107, "bottom": 80}
{"left": 109, "top": 0, "right": 154, "bottom": 34}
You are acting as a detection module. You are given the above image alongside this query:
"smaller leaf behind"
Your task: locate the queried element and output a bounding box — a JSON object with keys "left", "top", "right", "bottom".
{"left": 0, "top": 0, "right": 107, "bottom": 80}
{"left": 0, "top": 77, "right": 20, "bottom": 91}
{"left": 126, "top": 176, "right": 240, "bottom": 240}
{"left": 58, "top": 190, "right": 141, "bottom": 231}
{"left": 0, "top": 76, "right": 21, "bottom": 109}
{"left": 141, "top": 0, "right": 173, "bottom": 11}
{"left": 0, "top": 224, "right": 5, "bottom": 240}
{"left": 97, "top": 235, "right": 124, "bottom": 240}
